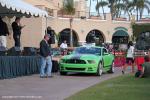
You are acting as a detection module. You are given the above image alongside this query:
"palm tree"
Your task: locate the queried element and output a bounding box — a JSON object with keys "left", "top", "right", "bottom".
{"left": 114, "top": 4, "right": 124, "bottom": 18}
{"left": 88, "top": 0, "right": 92, "bottom": 18}
{"left": 123, "top": 0, "right": 135, "bottom": 20}
{"left": 131, "top": 0, "right": 150, "bottom": 20}
{"left": 139, "top": 0, "right": 150, "bottom": 19}
{"left": 89, "top": 0, "right": 99, "bottom": 17}
{"left": 107, "top": 0, "right": 117, "bottom": 19}
{"left": 114, "top": 0, "right": 137, "bottom": 20}
{"left": 96, "top": 0, "right": 108, "bottom": 19}
{"left": 96, "top": 0, "right": 100, "bottom": 16}
{"left": 62, "top": 0, "right": 75, "bottom": 47}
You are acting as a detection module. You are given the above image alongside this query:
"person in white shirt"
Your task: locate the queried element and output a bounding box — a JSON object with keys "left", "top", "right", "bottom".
{"left": 122, "top": 41, "right": 135, "bottom": 74}
{"left": 0, "top": 16, "right": 10, "bottom": 48}
{"left": 60, "top": 40, "right": 68, "bottom": 55}
{"left": 60, "top": 40, "right": 68, "bottom": 49}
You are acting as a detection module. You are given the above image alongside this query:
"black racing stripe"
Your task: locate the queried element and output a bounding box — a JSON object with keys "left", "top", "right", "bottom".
{"left": 70, "top": 54, "right": 82, "bottom": 59}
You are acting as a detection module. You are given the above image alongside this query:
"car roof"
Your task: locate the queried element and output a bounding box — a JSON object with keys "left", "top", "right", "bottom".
{"left": 78, "top": 46, "right": 104, "bottom": 49}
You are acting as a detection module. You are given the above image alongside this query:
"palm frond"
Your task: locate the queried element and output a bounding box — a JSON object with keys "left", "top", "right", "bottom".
{"left": 144, "top": 4, "right": 150, "bottom": 13}
{"left": 62, "top": 0, "right": 75, "bottom": 15}
{"left": 96, "top": 1, "right": 108, "bottom": 11}
{"left": 114, "top": 3, "right": 126, "bottom": 10}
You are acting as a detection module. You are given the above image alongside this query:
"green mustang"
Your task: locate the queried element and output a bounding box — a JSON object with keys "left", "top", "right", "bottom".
{"left": 59, "top": 46, "right": 115, "bottom": 76}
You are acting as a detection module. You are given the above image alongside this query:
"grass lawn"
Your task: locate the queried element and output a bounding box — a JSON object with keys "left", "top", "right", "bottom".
{"left": 65, "top": 75, "right": 150, "bottom": 100}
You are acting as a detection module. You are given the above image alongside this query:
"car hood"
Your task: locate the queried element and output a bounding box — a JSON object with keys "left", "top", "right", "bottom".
{"left": 62, "top": 54, "right": 101, "bottom": 60}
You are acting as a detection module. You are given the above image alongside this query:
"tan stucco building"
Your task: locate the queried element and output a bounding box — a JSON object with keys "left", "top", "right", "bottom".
{"left": 5, "top": 0, "right": 147, "bottom": 48}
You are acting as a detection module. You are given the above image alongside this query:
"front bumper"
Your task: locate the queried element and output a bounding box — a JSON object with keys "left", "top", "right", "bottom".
{"left": 59, "top": 63, "right": 98, "bottom": 73}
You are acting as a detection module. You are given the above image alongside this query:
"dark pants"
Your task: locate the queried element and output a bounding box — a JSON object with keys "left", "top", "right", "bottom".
{"left": 135, "top": 70, "right": 146, "bottom": 78}
{"left": 13, "top": 35, "right": 20, "bottom": 47}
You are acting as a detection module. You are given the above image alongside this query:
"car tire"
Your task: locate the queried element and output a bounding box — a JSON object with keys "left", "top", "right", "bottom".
{"left": 60, "top": 72, "right": 67, "bottom": 75}
{"left": 96, "top": 62, "right": 103, "bottom": 76}
{"left": 108, "top": 61, "right": 115, "bottom": 73}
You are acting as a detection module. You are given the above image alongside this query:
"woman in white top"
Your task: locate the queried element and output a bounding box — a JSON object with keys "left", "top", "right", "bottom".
{"left": 60, "top": 40, "right": 68, "bottom": 49}
{"left": 122, "top": 41, "right": 135, "bottom": 74}
{"left": 60, "top": 40, "right": 68, "bottom": 55}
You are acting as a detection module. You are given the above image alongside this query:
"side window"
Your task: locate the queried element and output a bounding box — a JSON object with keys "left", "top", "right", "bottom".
{"left": 103, "top": 48, "right": 108, "bottom": 55}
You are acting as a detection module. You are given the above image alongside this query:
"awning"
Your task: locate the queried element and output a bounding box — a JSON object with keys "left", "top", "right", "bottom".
{"left": 0, "top": 0, "right": 48, "bottom": 17}
{"left": 113, "top": 30, "right": 129, "bottom": 37}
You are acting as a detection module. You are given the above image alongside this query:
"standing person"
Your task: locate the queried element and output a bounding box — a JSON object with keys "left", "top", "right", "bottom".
{"left": 0, "top": 16, "right": 10, "bottom": 48}
{"left": 60, "top": 40, "right": 68, "bottom": 55}
{"left": 12, "top": 17, "right": 25, "bottom": 47}
{"left": 40, "top": 34, "right": 53, "bottom": 78}
{"left": 122, "top": 41, "right": 135, "bottom": 74}
{"left": 46, "top": 26, "right": 55, "bottom": 44}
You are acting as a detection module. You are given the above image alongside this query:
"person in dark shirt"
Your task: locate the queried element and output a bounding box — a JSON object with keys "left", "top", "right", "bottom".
{"left": 0, "top": 16, "right": 10, "bottom": 48}
{"left": 12, "top": 17, "right": 25, "bottom": 47}
{"left": 46, "top": 26, "right": 55, "bottom": 44}
{"left": 40, "top": 34, "right": 53, "bottom": 78}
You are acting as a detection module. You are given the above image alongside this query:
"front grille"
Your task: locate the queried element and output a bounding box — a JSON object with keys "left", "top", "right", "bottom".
{"left": 65, "top": 59, "right": 86, "bottom": 64}
{"left": 66, "top": 68, "right": 85, "bottom": 71}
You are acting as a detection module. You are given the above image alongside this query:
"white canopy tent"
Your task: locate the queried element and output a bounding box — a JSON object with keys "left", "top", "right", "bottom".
{"left": 0, "top": 0, "right": 48, "bottom": 17}
{"left": 0, "top": 0, "right": 49, "bottom": 48}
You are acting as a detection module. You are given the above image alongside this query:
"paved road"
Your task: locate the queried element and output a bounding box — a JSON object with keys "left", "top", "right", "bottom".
{"left": 0, "top": 67, "right": 123, "bottom": 100}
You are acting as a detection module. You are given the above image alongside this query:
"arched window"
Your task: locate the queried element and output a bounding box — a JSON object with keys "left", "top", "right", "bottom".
{"left": 86, "top": 30, "right": 105, "bottom": 46}
{"left": 58, "top": 28, "right": 79, "bottom": 47}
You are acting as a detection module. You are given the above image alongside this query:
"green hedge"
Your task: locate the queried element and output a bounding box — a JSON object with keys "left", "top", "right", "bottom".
{"left": 132, "top": 23, "right": 150, "bottom": 38}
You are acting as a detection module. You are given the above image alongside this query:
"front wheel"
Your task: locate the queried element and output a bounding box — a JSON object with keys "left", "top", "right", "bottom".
{"left": 108, "top": 61, "right": 115, "bottom": 73}
{"left": 96, "top": 62, "right": 103, "bottom": 76}
{"left": 60, "top": 72, "right": 67, "bottom": 75}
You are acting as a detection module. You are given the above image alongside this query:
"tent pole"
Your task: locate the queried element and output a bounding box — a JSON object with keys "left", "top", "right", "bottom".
{"left": 45, "top": 17, "right": 47, "bottom": 35}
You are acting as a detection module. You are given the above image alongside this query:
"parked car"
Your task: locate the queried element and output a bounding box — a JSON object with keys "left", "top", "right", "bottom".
{"left": 59, "top": 46, "right": 115, "bottom": 76}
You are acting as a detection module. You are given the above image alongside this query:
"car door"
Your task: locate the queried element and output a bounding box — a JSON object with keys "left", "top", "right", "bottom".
{"left": 103, "top": 48, "right": 112, "bottom": 67}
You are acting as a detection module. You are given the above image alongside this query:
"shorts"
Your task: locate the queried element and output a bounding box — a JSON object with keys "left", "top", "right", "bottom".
{"left": 126, "top": 58, "right": 134, "bottom": 64}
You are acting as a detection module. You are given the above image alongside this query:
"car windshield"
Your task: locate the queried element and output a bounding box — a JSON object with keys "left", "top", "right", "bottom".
{"left": 74, "top": 47, "right": 101, "bottom": 55}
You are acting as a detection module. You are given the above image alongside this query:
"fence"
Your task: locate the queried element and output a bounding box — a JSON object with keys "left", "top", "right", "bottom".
{"left": 57, "top": 11, "right": 107, "bottom": 20}
{"left": 48, "top": 9, "right": 150, "bottom": 22}
{"left": 113, "top": 50, "right": 150, "bottom": 69}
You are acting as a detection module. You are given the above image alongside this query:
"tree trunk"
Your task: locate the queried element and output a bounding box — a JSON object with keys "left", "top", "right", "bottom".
{"left": 97, "top": 0, "right": 100, "bottom": 16}
{"left": 110, "top": 4, "right": 114, "bottom": 19}
{"left": 136, "top": 7, "right": 139, "bottom": 21}
{"left": 89, "top": 0, "right": 92, "bottom": 18}
{"left": 139, "top": 9, "right": 143, "bottom": 19}
{"left": 119, "top": 9, "right": 122, "bottom": 18}
{"left": 102, "top": 5, "right": 105, "bottom": 19}
{"left": 100, "top": 0, "right": 105, "bottom": 19}
{"left": 70, "top": 18, "right": 73, "bottom": 47}
{"left": 128, "top": 11, "right": 131, "bottom": 21}
{"left": 118, "top": 0, "right": 121, "bottom": 18}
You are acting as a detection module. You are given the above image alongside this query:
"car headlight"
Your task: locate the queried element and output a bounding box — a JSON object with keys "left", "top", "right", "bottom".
{"left": 87, "top": 60, "right": 96, "bottom": 64}
{"left": 60, "top": 59, "right": 65, "bottom": 63}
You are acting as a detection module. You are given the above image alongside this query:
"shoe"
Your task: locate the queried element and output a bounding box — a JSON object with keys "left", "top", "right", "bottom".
{"left": 40, "top": 76, "right": 47, "bottom": 78}
{"left": 47, "top": 76, "right": 53, "bottom": 78}
{"left": 122, "top": 71, "right": 125, "bottom": 74}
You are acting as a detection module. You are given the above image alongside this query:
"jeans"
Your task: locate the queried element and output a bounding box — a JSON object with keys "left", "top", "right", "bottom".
{"left": 0, "top": 36, "right": 7, "bottom": 48}
{"left": 40, "top": 56, "right": 52, "bottom": 77}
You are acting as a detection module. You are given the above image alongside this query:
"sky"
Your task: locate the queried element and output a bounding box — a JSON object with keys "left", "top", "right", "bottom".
{"left": 86, "top": 0, "right": 150, "bottom": 18}
{"left": 87, "top": 0, "right": 109, "bottom": 13}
